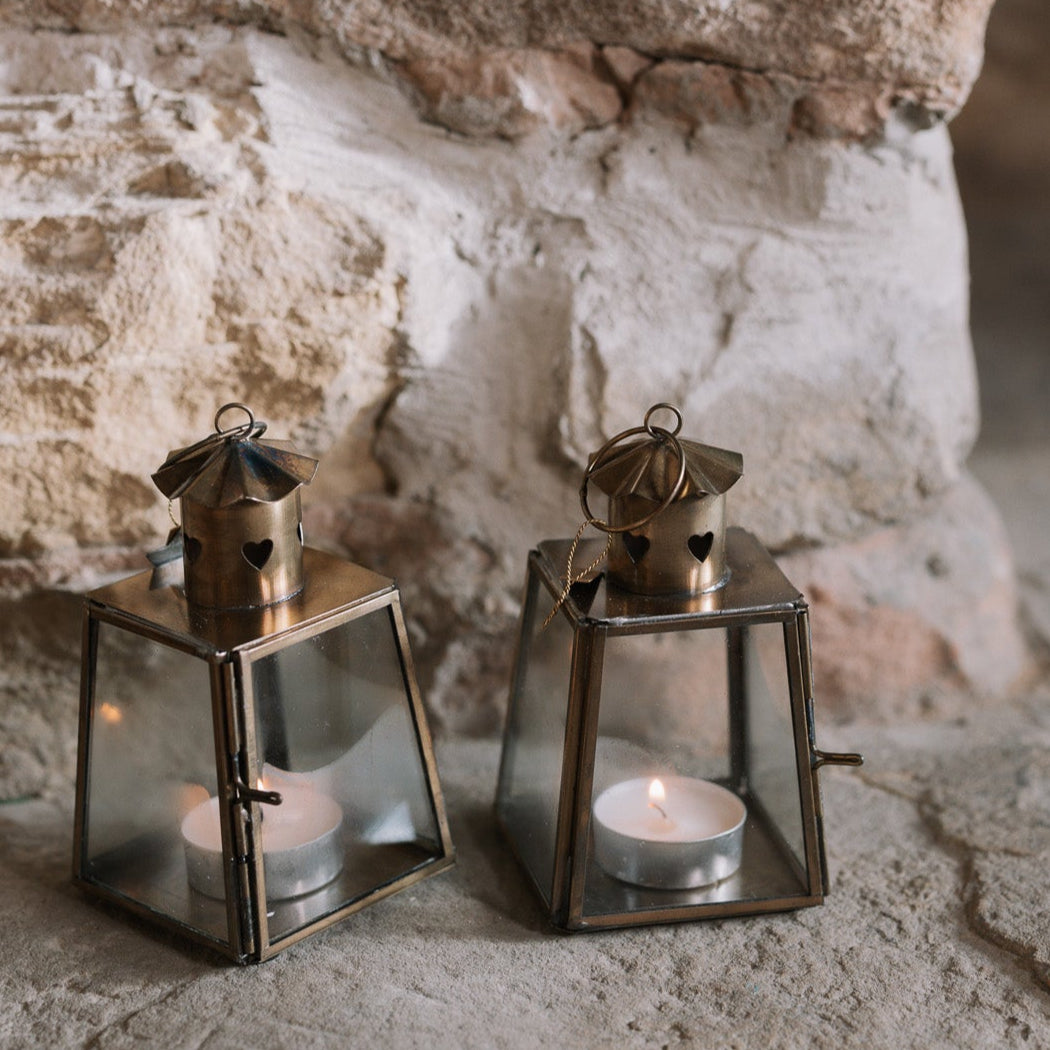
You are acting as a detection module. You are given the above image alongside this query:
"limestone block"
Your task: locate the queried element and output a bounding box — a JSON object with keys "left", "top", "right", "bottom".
{"left": 16, "top": 0, "right": 995, "bottom": 138}
{"left": 0, "top": 28, "right": 987, "bottom": 561}
{"left": 399, "top": 44, "right": 623, "bottom": 138}
{"left": 779, "top": 475, "right": 1031, "bottom": 723}
{"left": 0, "top": 28, "right": 400, "bottom": 560}
{"left": 972, "top": 446, "right": 1050, "bottom": 654}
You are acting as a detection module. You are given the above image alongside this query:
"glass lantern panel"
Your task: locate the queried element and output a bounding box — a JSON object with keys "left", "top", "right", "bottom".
{"left": 247, "top": 605, "right": 443, "bottom": 945}
{"left": 580, "top": 623, "right": 810, "bottom": 921}
{"left": 743, "top": 621, "right": 807, "bottom": 873}
{"left": 83, "top": 620, "right": 230, "bottom": 945}
{"left": 494, "top": 570, "right": 573, "bottom": 907}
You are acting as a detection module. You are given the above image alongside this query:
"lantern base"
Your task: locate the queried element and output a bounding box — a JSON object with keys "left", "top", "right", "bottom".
{"left": 497, "top": 784, "right": 817, "bottom": 932}
{"left": 81, "top": 828, "right": 447, "bottom": 949}
{"left": 574, "top": 787, "right": 811, "bottom": 929}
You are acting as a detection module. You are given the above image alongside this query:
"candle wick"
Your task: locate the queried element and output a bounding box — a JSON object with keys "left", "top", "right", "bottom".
{"left": 648, "top": 800, "right": 669, "bottom": 820}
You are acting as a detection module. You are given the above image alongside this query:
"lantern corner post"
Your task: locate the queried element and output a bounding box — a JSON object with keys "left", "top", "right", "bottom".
{"left": 388, "top": 592, "right": 456, "bottom": 867}
{"left": 72, "top": 601, "right": 101, "bottom": 884}
{"left": 557, "top": 616, "right": 607, "bottom": 931}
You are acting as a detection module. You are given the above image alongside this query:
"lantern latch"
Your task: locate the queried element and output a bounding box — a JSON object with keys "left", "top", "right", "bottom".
{"left": 812, "top": 749, "right": 864, "bottom": 770}
{"left": 233, "top": 778, "right": 283, "bottom": 807}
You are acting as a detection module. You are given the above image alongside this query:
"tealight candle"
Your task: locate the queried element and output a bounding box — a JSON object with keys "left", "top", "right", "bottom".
{"left": 181, "top": 782, "right": 344, "bottom": 901}
{"left": 592, "top": 775, "right": 746, "bottom": 889}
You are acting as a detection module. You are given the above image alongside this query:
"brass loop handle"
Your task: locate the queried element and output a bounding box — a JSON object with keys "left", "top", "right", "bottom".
{"left": 579, "top": 416, "right": 688, "bottom": 535}
{"left": 644, "top": 402, "right": 683, "bottom": 439}
{"left": 214, "top": 402, "right": 265, "bottom": 440}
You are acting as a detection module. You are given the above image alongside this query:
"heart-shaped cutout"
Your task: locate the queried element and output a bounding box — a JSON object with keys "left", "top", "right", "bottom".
{"left": 688, "top": 532, "right": 714, "bottom": 563}
{"left": 623, "top": 532, "right": 650, "bottom": 564}
{"left": 242, "top": 538, "right": 274, "bottom": 571}
{"left": 184, "top": 536, "right": 202, "bottom": 564}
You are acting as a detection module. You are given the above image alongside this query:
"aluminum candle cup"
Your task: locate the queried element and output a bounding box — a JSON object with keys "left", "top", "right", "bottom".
{"left": 592, "top": 776, "right": 746, "bottom": 890}
{"left": 182, "top": 788, "right": 344, "bottom": 900}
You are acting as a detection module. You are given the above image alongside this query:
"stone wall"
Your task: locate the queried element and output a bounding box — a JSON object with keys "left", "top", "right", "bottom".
{"left": 0, "top": 1, "right": 1030, "bottom": 798}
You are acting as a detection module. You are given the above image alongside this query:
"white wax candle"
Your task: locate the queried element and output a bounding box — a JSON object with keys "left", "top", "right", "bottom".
{"left": 592, "top": 775, "right": 746, "bottom": 890}
{"left": 181, "top": 783, "right": 343, "bottom": 900}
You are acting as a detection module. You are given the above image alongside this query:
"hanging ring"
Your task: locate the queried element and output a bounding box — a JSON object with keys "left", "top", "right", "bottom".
{"left": 644, "top": 402, "right": 683, "bottom": 439}
{"left": 214, "top": 402, "right": 264, "bottom": 440}
{"left": 579, "top": 410, "right": 688, "bottom": 535}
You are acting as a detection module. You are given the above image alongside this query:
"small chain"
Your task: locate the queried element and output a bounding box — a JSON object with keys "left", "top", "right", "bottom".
{"left": 542, "top": 522, "right": 611, "bottom": 630}
{"left": 167, "top": 499, "right": 179, "bottom": 531}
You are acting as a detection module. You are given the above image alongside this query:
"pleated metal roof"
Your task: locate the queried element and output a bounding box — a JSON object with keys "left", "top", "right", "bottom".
{"left": 588, "top": 435, "right": 743, "bottom": 502}
{"left": 152, "top": 421, "right": 317, "bottom": 509}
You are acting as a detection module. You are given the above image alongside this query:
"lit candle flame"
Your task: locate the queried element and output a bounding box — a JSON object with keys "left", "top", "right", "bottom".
{"left": 648, "top": 778, "right": 669, "bottom": 820}
{"left": 98, "top": 702, "right": 123, "bottom": 725}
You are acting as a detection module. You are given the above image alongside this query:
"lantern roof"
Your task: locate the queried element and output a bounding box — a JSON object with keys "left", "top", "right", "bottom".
{"left": 588, "top": 434, "right": 743, "bottom": 503}
{"left": 151, "top": 404, "right": 317, "bottom": 509}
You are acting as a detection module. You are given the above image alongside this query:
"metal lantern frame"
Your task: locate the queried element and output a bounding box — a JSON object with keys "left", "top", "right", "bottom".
{"left": 74, "top": 549, "right": 455, "bottom": 964}
{"left": 73, "top": 406, "right": 454, "bottom": 964}
{"left": 495, "top": 405, "right": 860, "bottom": 932}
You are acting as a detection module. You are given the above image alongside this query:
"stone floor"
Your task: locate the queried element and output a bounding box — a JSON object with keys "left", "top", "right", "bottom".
{"left": 1, "top": 699, "right": 1050, "bottom": 1049}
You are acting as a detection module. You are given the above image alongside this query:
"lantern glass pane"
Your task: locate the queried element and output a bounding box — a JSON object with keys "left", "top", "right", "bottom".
{"left": 744, "top": 622, "right": 807, "bottom": 872}
{"left": 494, "top": 570, "right": 572, "bottom": 907}
{"left": 248, "top": 606, "right": 443, "bottom": 945}
{"left": 579, "top": 623, "right": 809, "bottom": 920}
{"left": 83, "top": 621, "right": 230, "bottom": 944}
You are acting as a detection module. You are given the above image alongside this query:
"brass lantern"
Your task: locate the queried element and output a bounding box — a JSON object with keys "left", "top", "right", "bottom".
{"left": 73, "top": 404, "right": 454, "bottom": 963}
{"left": 495, "top": 404, "right": 860, "bottom": 931}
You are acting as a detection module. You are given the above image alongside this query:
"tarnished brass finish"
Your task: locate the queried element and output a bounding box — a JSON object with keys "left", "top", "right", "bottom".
{"left": 181, "top": 492, "right": 305, "bottom": 610}
{"left": 152, "top": 404, "right": 318, "bottom": 610}
{"left": 496, "top": 404, "right": 861, "bottom": 933}
{"left": 583, "top": 404, "right": 743, "bottom": 597}
{"left": 74, "top": 548, "right": 455, "bottom": 964}
{"left": 74, "top": 404, "right": 454, "bottom": 964}
{"left": 606, "top": 491, "right": 728, "bottom": 596}
{"left": 496, "top": 530, "right": 863, "bottom": 932}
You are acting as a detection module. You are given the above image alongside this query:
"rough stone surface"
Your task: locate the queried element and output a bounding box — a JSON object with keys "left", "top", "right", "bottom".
{"left": 0, "top": 0, "right": 995, "bottom": 139}
{"left": 0, "top": 1, "right": 1045, "bottom": 1043}
{"left": 780, "top": 473, "right": 1030, "bottom": 722}
{"left": 2, "top": 698, "right": 1050, "bottom": 1048}
{"left": 972, "top": 447, "right": 1050, "bottom": 655}
{"left": 851, "top": 691, "right": 1050, "bottom": 994}
{"left": 0, "top": 590, "right": 83, "bottom": 802}
{"left": 0, "top": 21, "right": 984, "bottom": 561}
{"left": 953, "top": 0, "right": 1050, "bottom": 658}
{"left": 0, "top": 17, "right": 1027, "bottom": 794}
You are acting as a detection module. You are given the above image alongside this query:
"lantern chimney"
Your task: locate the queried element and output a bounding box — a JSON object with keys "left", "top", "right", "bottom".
{"left": 583, "top": 403, "right": 743, "bottom": 597}
{"left": 151, "top": 403, "right": 317, "bottom": 609}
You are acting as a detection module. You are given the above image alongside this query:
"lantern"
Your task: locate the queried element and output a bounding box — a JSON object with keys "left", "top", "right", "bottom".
{"left": 73, "top": 404, "right": 454, "bottom": 963}
{"left": 495, "top": 404, "right": 861, "bottom": 930}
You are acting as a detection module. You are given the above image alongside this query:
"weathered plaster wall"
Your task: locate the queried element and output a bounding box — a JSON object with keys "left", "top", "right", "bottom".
{"left": 0, "top": 1, "right": 1029, "bottom": 798}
